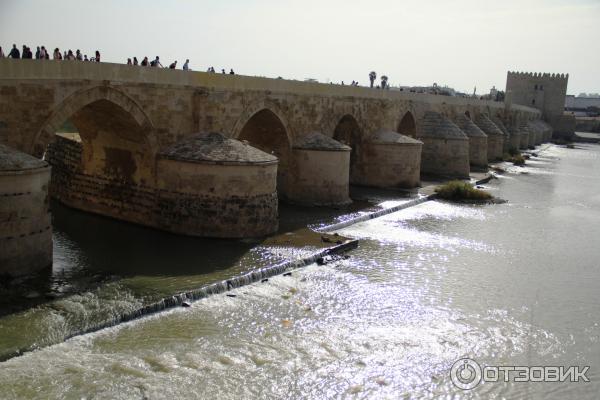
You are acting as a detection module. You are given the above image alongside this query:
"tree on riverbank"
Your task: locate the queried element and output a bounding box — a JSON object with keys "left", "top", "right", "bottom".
{"left": 381, "top": 75, "right": 388, "bottom": 89}
{"left": 369, "top": 71, "right": 377, "bottom": 88}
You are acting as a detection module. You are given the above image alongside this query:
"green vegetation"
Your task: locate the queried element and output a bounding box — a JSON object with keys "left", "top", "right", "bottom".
{"left": 502, "top": 152, "right": 526, "bottom": 166}
{"left": 511, "top": 154, "right": 526, "bottom": 165}
{"left": 434, "top": 180, "right": 493, "bottom": 202}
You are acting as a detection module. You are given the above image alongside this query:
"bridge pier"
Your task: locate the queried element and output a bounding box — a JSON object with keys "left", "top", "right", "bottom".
{"left": 507, "top": 124, "right": 522, "bottom": 151}
{"left": 455, "top": 114, "right": 488, "bottom": 168}
{"left": 527, "top": 121, "right": 542, "bottom": 146}
{"left": 475, "top": 114, "right": 505, "bottom": 161}
{"left": 0, "top": 145, "right": 52, "bottom": 276}
{"left": 47, "top": 133, "right": 279, "bottom": 238}
{"left": 352, "top": 130, "right": 422, "bottom": 188}
{"left": 287, "top": 133, "right": 351, "bottom": 206}
{"left": 519, "top": 122, "right": 531, "bottom": 149}
{"left": 156, "top": 133, "right": 279, "bottom": 237}
{"left": 492, "top": 116, "right": 512, "bottom": 154}
{"left": 419, "top": 111, "right": 470, "bottom": 178}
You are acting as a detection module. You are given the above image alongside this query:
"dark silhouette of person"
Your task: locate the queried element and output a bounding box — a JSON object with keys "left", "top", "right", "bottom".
{"left": 133, "top": 57, "right": 139, "bottom": 66}
{"left": 8, "top": 44, "right": 20, "bottom": 58}
{"left": 229, "top": 69, "right": 235, "bottom": 75}
{"left": 23, "top": 46, "right": 33, "bottom": 59}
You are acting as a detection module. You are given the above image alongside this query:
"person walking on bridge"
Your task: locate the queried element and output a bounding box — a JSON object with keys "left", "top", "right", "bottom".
{"left": 133, "top": 57, "right": 139, "bottom": 66}
{"left": 22, "top": 46, "right": 33, "bottom": 59}
{"left": 95, "top": 50, "right": 101, "bottom": 62}
{"left": 169, "top": 60, "right": 177, "bottom": 69}
{"left": 0, "top": 47, "right": 5, "bottom": 58}
{"left": 8, "top": 44, "right": 20, "bottom": 58}
{"left": 150, "top": 56, "right": 162, "bottom": 68}
{"left": 182, "top": 59, "right": 190, "bottom": 70}
{"left": 141, "top": 56, "right": 149, "bottom": 66}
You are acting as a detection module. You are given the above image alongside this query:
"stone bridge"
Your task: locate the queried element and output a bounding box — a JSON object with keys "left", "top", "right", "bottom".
{"left": 0, "top": 59, "right": 544, "bottom": 238}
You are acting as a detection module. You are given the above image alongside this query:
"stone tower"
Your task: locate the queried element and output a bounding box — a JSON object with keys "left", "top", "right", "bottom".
{"left": 505, "top": 71, "right": 573, "bottom": 136}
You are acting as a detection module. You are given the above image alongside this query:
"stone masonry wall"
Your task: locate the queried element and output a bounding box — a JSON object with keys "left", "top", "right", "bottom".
{"left": 47, "top": 135, "right": 279, "bottom": 237}
{"left": 0, "top": 59, "right": 539, "bottom": 161}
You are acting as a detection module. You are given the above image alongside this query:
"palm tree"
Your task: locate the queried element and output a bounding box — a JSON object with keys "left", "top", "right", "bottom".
{"left": 369, "top": 71, "right": 377, "bottom": 88}
{"left": 381, "top": 75, "right": 388, "bottom": 89}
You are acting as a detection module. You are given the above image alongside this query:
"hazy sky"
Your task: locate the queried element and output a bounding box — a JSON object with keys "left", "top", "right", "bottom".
{"left": 1, "top": 0, "right": 598, "bottom": 95}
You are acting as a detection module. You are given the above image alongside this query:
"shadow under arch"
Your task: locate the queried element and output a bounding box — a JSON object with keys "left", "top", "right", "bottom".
{"left": 397, "top": 111, "right": 417, "bottom": 137}
{"left": 333, "top": 114, "right": 362, "bottom": 184}
{"left": 34, "top": 86, "right": 156, "bottom": 186}
{"left": 235, "top": 107, "right": 292, "bottom": 198}
{"left": 32, "top": 86, "right": 155, "bottom": 155}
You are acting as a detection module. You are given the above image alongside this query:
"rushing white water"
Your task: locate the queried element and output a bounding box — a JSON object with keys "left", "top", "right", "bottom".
{"left": 1, "top": 144, "right": 599, "bottom": 399}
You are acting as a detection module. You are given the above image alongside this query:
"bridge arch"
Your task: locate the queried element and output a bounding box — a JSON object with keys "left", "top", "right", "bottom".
{"left": 34, "top": 86, "right": 156, "bottom": 186}
{"left": 234, "top": 104, "right": 292, "bottom": 198}
{"left": 333, "top": 114, "right": 363, "bottom": 183}
{"left": 397, "top": 111, "right": 417, "bottom": 137}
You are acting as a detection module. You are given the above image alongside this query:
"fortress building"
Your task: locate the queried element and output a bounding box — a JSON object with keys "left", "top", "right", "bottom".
{"left": 505, "top": 71, "right": 574, "bottom": 138}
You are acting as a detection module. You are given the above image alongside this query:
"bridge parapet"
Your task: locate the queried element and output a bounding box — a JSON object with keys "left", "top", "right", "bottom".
{"left": 0, "top": 59, "right": 536, "bottom": 109}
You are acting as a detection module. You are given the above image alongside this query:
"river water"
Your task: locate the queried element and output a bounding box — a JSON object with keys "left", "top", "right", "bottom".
{"left": 0, "top": 143, "right": 599, "bottom": 399}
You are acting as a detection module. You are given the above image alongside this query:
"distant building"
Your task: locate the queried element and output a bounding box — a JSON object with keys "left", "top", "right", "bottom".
{"left": 505, "top": 71, "right": 573, "bottom": 136}
{"left": 480, "top": 86, "right": 504, "bottom": 102}
{"left": 489, "top": 86, "right": 498, "bottom": 98}
{"left": 565, "top": 95, "right": 600, "bottom": 116}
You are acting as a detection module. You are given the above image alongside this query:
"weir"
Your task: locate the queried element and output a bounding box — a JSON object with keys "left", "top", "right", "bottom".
{"left": 0, "top": 237, "right": 358, "bottom": 362}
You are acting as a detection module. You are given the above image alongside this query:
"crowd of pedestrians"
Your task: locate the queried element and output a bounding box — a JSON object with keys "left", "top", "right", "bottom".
{"left": 0, "top": 44, "right": 100, "bottom": 62}
{"left": 2, "top": 43, "right": 382, "bottom": 86}
{"left": 123, "top": 56, "right": 235, "bottom": 74}
{"left": 1, "top": 43, "right": 240, "bottom": 75}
